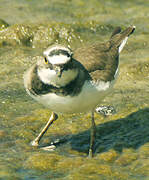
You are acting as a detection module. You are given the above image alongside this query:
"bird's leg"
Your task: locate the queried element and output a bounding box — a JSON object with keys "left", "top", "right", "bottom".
{"left": 88, "top": 110, "right": 96, "bottom": 158}
{"left": 31, "top": 112, "right": 58, "bottom": 147}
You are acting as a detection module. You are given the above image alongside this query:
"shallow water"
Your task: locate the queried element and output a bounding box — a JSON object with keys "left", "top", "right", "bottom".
{"left": 0, "top": 0, "right": 149, "bottom": 179}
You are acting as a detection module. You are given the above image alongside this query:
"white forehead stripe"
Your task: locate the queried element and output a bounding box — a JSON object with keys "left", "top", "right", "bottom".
{"left": 43, "top": 45, "right": 72, "bottom": 57}
{"left": 47, "top": 55, "right": 70, "bottom": 65}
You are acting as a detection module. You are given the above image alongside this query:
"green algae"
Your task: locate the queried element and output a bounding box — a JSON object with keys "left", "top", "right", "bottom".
{"left": 138, "top": 143, "right": 149, "bottom": 159}
{"left": 0, "top": 22, "right": 82, "bottom": 48}
{"left": 0, "top": 19, "right": 9, "bottom": 30}
{"left": 96, "top": 149, "right": 119, "bottom": 163}
{"left": 0, "top": 21, "right": 115, "bottom": 49}
{"left": 127, "top": 60, "right": 149, "bottom": 80}
{"left": 115, "top": 148, "right": 138, "bottom": 166}
{"left": 0, "top": 24, "right": 34, "bottom": 47}
{"left": 25, "top": 152, "right": 63, "bottom": 171}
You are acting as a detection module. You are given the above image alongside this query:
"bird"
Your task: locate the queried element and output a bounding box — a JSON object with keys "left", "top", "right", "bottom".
{"left": 24, "top": 25, "right": 135, "bottom": 157}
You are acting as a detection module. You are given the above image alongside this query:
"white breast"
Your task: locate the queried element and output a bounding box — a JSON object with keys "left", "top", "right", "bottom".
{"left": 37, "top": 68, "right": 78, "bottom": 88}
{"left": 29, "top": 79, "right": 115, "bottom": 114}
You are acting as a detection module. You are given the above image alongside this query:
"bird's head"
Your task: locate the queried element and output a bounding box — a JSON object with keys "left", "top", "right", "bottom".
{"left": 37, "top": 45, "right": 78, "bottom": 87}
{"left": 43, "top": 45, "right": 73, "bottom": 77}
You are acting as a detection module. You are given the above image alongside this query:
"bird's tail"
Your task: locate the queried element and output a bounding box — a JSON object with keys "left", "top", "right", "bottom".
{"left": 110, "top": 26, "right": 136, "bottom": 53}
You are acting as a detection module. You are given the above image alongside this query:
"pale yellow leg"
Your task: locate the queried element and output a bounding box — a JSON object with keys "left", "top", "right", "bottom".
{"left": 31, "top": 112, "right": 58, "bottom": 146}
{"left": 88, "top": 110, "right": 96, "bottom": 158}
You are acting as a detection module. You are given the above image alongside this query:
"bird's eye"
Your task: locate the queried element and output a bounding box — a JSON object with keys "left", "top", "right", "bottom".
{"left": 44, "top": 57, "right": 48, "bottom": 64}
{"left": 66, "top": 53, "right": 70, "bottom": 57}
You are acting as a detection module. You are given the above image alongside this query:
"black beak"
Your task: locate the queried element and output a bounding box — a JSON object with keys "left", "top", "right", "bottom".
{"left": 55, "top": 66, "right": 63, "bottom": 78}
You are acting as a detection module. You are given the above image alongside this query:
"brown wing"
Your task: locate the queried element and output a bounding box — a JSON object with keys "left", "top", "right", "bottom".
{"left": 73, "top": 26, "right": 135, "bottom": 82}
{"left": 73, "top": 42, "right": 119, "bottom": 82}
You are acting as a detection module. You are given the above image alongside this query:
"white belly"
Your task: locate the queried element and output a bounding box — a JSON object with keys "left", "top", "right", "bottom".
{"left": 28, "top": 80, "right": 115, "bottom": 114}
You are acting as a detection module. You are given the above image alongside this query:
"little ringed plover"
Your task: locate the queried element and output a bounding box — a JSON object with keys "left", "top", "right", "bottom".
{"left": 24, "top": 25, "right": 135, "bottom": 157}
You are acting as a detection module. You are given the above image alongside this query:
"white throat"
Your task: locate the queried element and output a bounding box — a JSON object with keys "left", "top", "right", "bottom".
{"left": 37, "top": 68, "right": 78, "bottom": 87}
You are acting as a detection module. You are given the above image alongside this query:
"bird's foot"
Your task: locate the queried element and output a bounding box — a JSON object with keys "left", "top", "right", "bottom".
{"left": 39, "top": 138, "right": 65, "bottom": 151}
{"left": 40, "top": 145, "right": 56, "bottom": 151}
{"left": 88, "top": 149, "right": 93, "bottom": 158}
{"left": 30, "top": 140, "right": 39, "bottom": 147}
{"left": 95, "top": 105, "right": 116, "bottom": 116}
{"left": 30, "top": 139, "right": 56, "bottom": 151}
